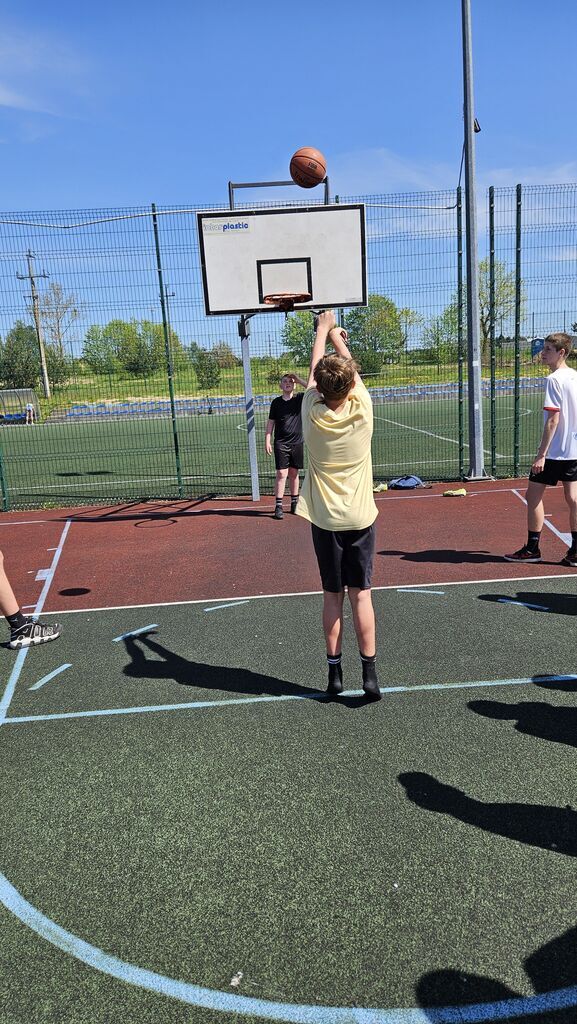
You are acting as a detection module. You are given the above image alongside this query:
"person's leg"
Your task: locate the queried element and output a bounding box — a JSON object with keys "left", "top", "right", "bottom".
{"left": 562, "top": 480, "right": 577, "bottom": 562}
{"left": 0, "top": 549, "right": 61, "bottom": 647}
{"left": 288, "top": 466, "right": 299, "bottom": 513}
{"left": 505, "top": 480, "right": 546, "bottom": 561}
{"left": 348, "top": 587, "right": 376, "bottom": 658}
{"left": 322, "top": 590, "right": 345, "bottom": 695}
{"left": 274, "top": 468, "right": 288, "bottom": 519}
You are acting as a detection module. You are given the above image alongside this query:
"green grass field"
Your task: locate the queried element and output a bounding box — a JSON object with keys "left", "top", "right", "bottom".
{"left": 0, "top": 392, "right": 543, "bottom": 508}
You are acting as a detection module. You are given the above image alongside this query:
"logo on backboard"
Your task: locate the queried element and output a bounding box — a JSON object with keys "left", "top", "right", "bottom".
{"left": 203, "top": 219, "right": 251, "bottom": 235}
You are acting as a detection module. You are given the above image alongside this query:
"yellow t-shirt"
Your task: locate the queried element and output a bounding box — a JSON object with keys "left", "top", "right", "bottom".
{"left": 297, "top": 379, "right": 378, "bottom": 531}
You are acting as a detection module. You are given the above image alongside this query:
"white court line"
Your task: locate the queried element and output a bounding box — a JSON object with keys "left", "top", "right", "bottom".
{"left": 204, "top": 601, "right": 250, "bottom": 612}
{"left": 374, "top": 413, "right": 506, "bottom": 459}
{"left": 512, "top": 488, "right": 571, "bottom": 547}
{"left": 5, "top": 674, "right": 577, "bottom": 727}
{"left": 0, "top": 519, "right": 72, "bottom": 727}
{"left": 38, "top": 571, "right": 577, "bottom": 618}
{"left": 397, "top": 588, "right": 445, "bottom": 595}
{"left": 112, "top": 624, "right": 158, "bottom": 643}
{"left": 29, "top": 664, "right": 72, "bottom": 691}
{"left": 497, "top": 599, "right": 549, "bottom": 611}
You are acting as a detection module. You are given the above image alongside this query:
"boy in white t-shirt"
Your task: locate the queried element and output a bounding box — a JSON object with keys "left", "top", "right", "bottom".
{"left": 505, "top": 332, "right": 577, "bottom": 565}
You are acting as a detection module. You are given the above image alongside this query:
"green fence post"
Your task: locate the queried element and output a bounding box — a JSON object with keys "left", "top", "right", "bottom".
{"left": 489, "top": 186, "right": 496, "bottom": 476}
{"left": 0, "top": 440, "right": 9, "bottom": 511}
{"left": 457, "top": 186, "right": 465, "bottom": 478}
{"left": 151, "top": 204, "right": 184, "bottom": 499}
{"left": 513, "top": 184, "right": 522, "bottom": 477}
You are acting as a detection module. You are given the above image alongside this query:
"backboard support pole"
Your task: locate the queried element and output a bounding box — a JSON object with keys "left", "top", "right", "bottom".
{"left": 238, "top": 314, "right": 260, "bottom": 502}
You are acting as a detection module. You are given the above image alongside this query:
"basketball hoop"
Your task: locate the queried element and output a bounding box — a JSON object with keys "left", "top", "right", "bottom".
{"left": 263, "top": 292, "right": 311, "bottom": 312}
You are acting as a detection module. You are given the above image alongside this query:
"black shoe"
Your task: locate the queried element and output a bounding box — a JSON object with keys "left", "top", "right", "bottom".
{"left": 9, "top": 618, "right": 61, "bottom": 649}
{"left": 326, "top": 662, "right": 343, "bottom": 695}
{"left": 363, "top": 677, "right": 382, "bottom": 701}
{"left": 561, "top": 549, "right": 577, "bottom": 567}
{"left": 273, "top": 506, "right": 284, "bottom": 520}
{"left": 503, "top": 545, "right": 541, "bottom": 563}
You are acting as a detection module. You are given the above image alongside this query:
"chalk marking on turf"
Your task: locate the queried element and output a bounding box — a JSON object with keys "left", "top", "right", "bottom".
{"left": 112, "top": 624, "right": 158, "bottom": 642}
{"left": 397, "top": 588, "right": 445, "bottom": 596}
{"left": 37, "top": 572, "right": 577, "bottom": 617}
{"left": 497, "top": 599, "right": 549, "bottom": 611}
{"left": 6, "top": 675, "right": 577, "bottom": 727}
{"left": 35, "top": 568, "right": 50, "bottom": 581}
{"left": 29, "top": 664, "right": 72, "bottom": 691}
{"left": 512, "top": 488, "right": 571, "bottom": 547}
{"left": 1, "top": 872, "right": 577, "bottom": 1023}
{"left": 0, "top": 519, "right": 55, "bottom": 526}
{"left": 0, "top": 519, "right": 71, "bottom": 727}
{"left": 373, "top": 413, "right": 506, "bottom": 459}
{"left": 204, "top": 600, "right": 250, "bottom": 612}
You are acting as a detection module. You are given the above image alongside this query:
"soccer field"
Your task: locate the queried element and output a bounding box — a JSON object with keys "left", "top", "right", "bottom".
{"left": 0, "top": 392, "right": 542, "bottom": 508}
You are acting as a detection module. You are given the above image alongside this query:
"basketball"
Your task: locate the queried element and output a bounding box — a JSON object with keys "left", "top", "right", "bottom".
{"left": 289, "top": 147, "right": 327, "bottom": 189}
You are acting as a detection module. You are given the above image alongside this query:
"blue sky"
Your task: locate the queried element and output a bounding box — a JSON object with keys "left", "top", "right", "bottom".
{"left": 1, "top": 0, "right": 576, "bottom": 212}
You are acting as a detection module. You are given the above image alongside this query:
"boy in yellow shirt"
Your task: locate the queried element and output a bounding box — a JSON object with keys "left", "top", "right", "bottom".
{"left": 297, "top": 310, "right": 380, "bottom": 700}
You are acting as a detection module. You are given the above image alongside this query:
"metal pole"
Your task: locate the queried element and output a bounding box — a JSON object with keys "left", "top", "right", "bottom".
{"left": 489, "top": 186, "right": 496, "bottom": 476}
{"left": 238, "top": 315, "right": 260, "bottom": 501}
{"left": 0, "top": 440, "right": 10, "bottom": 511}
{"left": 461, "top": 0, "right": 485, "bottom": 479}
{"left": 17, "top": 252, "right": 51, "bottom": 399}
{"left": 513, "top": 184, "right": 522, "bottom": 477}
{"left": 151, "top": 204, "right": 184, "bottom": 498}
{"left": 457, "top": 186, "right": 465, "bottom": 477}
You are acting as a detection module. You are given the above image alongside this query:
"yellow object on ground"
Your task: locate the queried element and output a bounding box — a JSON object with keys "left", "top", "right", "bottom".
{"left": 443, "top": 488, "right": 467, "bottom": 497}
{"left": 373, "top": 482, "right": 388, "bottom": 492}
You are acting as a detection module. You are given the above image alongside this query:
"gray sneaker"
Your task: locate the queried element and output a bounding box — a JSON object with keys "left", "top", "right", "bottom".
{"left": 9, "top": 618, "right": 61, "bottom": 649}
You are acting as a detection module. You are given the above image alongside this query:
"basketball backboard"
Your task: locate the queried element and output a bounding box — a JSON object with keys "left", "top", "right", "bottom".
{"left": 197, "top": 204, "right": 366, "bottom": 316}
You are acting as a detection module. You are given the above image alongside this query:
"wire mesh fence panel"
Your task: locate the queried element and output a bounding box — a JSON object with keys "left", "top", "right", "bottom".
{"left": 0, "top": 186, "right": 575, "bottom": 509}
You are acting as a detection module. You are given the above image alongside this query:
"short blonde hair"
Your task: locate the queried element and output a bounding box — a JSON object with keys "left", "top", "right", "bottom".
{"left": 313, "top": 354, "right": 358, "bottom": 401}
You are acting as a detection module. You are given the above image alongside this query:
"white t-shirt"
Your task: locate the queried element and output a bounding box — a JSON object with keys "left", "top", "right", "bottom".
{"left": 543, "top": 365, "right": 577, "bottom": 460}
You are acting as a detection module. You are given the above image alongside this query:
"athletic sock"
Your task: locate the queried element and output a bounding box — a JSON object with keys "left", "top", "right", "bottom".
{"left": 360, "top": 652, "right": 379, "bottom": 684}
{"left": 327, "top": 654, "right": 343, "bottom": 691}
{"left": 275, "top": 498, "right": 283, "bottom": 511}
{"left": 6, "top": 610, "right": 27, "bottom": 632}
{"left": 526, "top": 531, "right": 541, "bottom": 551}
{"left": 290, "top": 496, "right": 298, "bottom": 513}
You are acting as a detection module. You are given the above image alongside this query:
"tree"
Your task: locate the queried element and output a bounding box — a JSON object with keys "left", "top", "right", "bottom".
{"left": 422, "top": 301, "right": 459, "bottom": 365}
{"left": 192, "top": 349, "right": 221, "bottom": 390}
{"left": 281, "top": 310, "right": 315, "bottom": 364}
{"left": 212, "top": 342, "right": 240, "bottom": 369}
{"left": 478, "top": 258, "right": 524, "bottom": 363}
{"left": 45, "top": 345, "right": 71, "bottom": 387}
{"left": 83, "top": 326, "right": 121, "bottom": 375}
{"left": 345, "top": 294, "right": 411, "bottom": 367}
{"left": 37, "top": 282, "right": 80, "bottom": 358}
{"left": 0, "top": 322, "right": 40, "bottom": 388}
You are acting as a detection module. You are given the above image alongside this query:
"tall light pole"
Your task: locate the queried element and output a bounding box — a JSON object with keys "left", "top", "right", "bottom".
{"left": 461, "top": 0, "right": 485, "bottom": 478}
{"left": 16, "top": 251, "right": 51, "bottom": 399}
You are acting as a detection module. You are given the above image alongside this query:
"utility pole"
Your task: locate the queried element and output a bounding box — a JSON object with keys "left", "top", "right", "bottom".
{"left": 16, "top": 251, "right": 51, "bottom": 399}
{"left": 461, "top": 0, "right": 485, "bottom": 478}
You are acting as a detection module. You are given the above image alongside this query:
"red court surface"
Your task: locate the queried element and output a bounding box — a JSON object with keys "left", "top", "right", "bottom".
{"left": 1, "top": 479, "right": 575, "bottom": 614}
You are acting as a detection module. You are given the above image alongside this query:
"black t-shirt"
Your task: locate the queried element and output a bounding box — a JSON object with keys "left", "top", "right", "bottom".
{"left": 268, "top": 392, "right": 304, "bottom": 445}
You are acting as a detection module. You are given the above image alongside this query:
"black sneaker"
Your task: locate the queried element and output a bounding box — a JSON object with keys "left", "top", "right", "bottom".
{"left": 273, "top": 506, "right": 284, "bottom": 520}
{"left": 363, "top": 677, "right": 382, "bottom": 701}
{"left": 326, "top": 662, "right": 343, "bottom": 696}
{"left": 503, "top": 546, "right": 541, "bottom": 563}
{"left": 9, "top": 618, "right": 61, "bottom": 649}
{"left": 561, "top": 549, "right": 577, "bottom": 567}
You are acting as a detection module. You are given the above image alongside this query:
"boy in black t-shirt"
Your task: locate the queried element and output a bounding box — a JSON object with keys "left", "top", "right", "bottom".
{"left": 265, "top": 373, "right": 307, "bottom": 519}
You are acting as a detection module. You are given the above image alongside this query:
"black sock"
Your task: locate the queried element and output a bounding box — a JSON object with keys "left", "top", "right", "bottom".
{"left": 290, "top": 496, "right": 298, "bottom": 510}
{"left": 527, "top": 531, "right": 541, "bottom": 551}
{"left": 360, "top": 652, "right": 379, "bottom": 686}
{"left": 571, "top": 532, "right": 577, "bottom": 552}
{"left": 6, "top": 610, "right": 27, "bottom": 632}
{"left": 275, "top": 498, "right": 283, "bottom": 508}
{"left": 327, "top": 654, "right": 343, "bottom": 687}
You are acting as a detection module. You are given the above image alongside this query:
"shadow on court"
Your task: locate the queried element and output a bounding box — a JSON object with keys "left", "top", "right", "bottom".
{"left": 469, "top": 698, "right": 577, "bottom": 750}
{"left": 478, "top": 591, "right": 577, "bottom": 615}
{"left": 398, "top": 771, "right": 577, "bottom": 856}
{"left": 122, "top": 632, "right": 370, "bottom": 708}
{"left": 378, "top": 547, "right": 507, "bottom": 564}
{"left": 417, "top": 924, "right": 577, "bottom": 1023}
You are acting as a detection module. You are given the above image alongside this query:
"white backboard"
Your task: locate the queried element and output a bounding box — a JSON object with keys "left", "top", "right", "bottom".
{"left": 197, "top": 204, "right": 366, "bottom": 316}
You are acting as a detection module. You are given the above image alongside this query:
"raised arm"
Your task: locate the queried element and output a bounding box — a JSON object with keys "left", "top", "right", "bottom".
{"left": 288, "top": 373, "right": 308, "bottom": 389}
{"left": 328, "top": 326, "right": 362, "bottom": 384}
{"left": 307, "top": 310, "right": 336, "bottom": 388}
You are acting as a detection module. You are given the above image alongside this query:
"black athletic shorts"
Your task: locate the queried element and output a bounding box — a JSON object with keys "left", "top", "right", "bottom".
{"left": 274, "top": 441, "right": 304, "bottom": 470}
{"left": 529, "top": 458, "right": 577, "bottom": 485}
{"left": 311, "top": 523, "right": 376, "bottom": 593}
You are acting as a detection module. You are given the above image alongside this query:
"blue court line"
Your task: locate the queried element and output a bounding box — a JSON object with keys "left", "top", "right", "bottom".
{"left": 204, "top": 600, "right": 250, "bottom": 612}
{"left": 1, "top": 871, "right": 577, "bottom": 1023}
{"left": 0, "top": 519, "right": 71, "bottom": 728}
{"left": 29, "top": 664, "right": 72, "bottom": 691}
{"left": 497, "top": 599, "right": 549, "bottom": 611}
{"left": 5, "top": 675, "right": 577, "bottom": 727}
{"left": 397, "top": 588, "right": 445, "bottom": 595}
{"left": 111, "top": 624, "right": 158, "bottom": 642}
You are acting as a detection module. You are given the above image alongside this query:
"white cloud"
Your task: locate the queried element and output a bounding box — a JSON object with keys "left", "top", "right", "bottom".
{"left": 0, "top": 23, "right": 91, "bottom": 121}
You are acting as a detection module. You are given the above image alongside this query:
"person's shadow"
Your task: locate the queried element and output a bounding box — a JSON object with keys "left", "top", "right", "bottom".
{"left": 478, "top": 591, "right": 577, "bottom": 616}
{"left": 469, "top": 698, "right": 577, "bottom": 750}
{"left": 377, "top": 548, "right": 506, "bottom": 564}
{"left": 416, "top": 924, "right": 577, "bottom": 1022}
{"left": 398, "top": 772, "right": 577, "bottom": 856}
{"left": 122, "top": 632, "right": 368, "bottom": 707}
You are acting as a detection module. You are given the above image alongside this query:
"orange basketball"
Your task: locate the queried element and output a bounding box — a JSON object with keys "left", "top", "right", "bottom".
{"left": 289, "top": 147, "right": 327, "bottom": 189}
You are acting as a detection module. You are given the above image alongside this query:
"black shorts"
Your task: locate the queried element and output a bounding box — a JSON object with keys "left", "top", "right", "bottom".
{"left": 311, "top": 523, "right": 376, "bottom": 593}
{"left": 529, "top": 459, "right": 577, "bottom": 485}
{"left": 274, "top": 442, "right": 303, "bottom": 470}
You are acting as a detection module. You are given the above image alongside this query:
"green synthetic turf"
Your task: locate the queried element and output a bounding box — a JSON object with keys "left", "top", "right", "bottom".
{"left": 0, "top": 393, "right": 543, "bottom": 507}
{"left": 1, "top": 581, "right": 576, "bottom": 1023}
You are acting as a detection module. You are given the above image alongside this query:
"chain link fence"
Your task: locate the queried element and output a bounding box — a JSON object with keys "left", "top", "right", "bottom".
{"left": 0, "top": 184, "right": 574, "bottom": 509}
